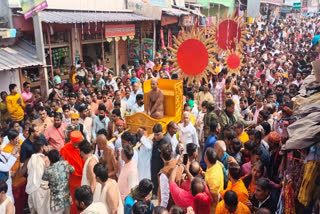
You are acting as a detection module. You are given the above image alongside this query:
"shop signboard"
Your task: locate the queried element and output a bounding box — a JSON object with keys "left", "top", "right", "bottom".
{"left": 20, "top": 0, "right": 48, "bottom": 20}
{"left": 105, "top": 24, "right": 135, "bottom": 38}
{"left": 142, "top": 38, "right": 154, "bottom": 61}
{"left": 284, "top": 0, "right": 300, "bottom": 6}
{"left": 128, "top": 39, "right": 140, "bottom": 64}
{"left": 293, "top": 2, "right": 301, "bottom": 9}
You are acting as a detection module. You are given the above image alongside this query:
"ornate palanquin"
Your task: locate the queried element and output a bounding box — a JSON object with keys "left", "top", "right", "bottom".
{"left": 125, "top": 79, "right": 183, "bottom": 134}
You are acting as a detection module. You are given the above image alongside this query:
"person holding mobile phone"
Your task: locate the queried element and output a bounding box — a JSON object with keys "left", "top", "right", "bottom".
{"left": 158, "top": 143, "right": 183, "bottom": 210}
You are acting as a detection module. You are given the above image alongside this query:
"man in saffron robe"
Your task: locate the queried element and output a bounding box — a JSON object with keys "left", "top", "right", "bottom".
{"left": 60, "top": 130, "right": 84, "bottom": 214}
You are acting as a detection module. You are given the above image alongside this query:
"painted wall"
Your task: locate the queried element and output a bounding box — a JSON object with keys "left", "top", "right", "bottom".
{"left": 0, "top": 69, "right": 21, "bottom": 94}
{"left": 8, "top": 0, "right": 127, "bottom": 12}
{"left": 118, "top": 39, "right": 128, "bottom": 75}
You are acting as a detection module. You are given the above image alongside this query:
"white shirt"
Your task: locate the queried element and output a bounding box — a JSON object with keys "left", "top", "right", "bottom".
{"left": 178, "top": 122, "right": 199, "bottom": 151}
{"left": 136, "top": 136, "right": 153, "bottom": 181}
{"left": 81, "top": 202, "right": 108, "bottom": 214}
{"left": 128, "top": 90, "right": 143, "bottom": 109}
{"left": 266, "top": 69, "right": 275, "bottom": 84}
{"left": 159, "top": 173, "right": 170, "bottom": 208}
{"left": 77, "top": 68, "right": 87, "bottom": 77}
{"left": 0, "top": 152, "right": 17, "bottom": 203}
{"left": 131, "top": 104, "right": 144, "bottom": 115}
{"left": 165, "top": 132, "right": 179, "bottom": 159}
{"left": 191, "top": 105, "right": 199, "bottom": 120}
{"left": 106, "top": 78, "right": 118, "bottom": 91}
{"left": 110, "top": 131, "right": 123, "bottom": 152}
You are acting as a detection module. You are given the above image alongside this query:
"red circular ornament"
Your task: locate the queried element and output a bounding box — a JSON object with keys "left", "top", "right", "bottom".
{"left": 216, "top": 20, "right": 241, "bottom": 51}
{"left": 177, "top": 39, "right": 208, "bottom": 76}
{"left": 227, "top": 53, "right": 241, "bottom": 70}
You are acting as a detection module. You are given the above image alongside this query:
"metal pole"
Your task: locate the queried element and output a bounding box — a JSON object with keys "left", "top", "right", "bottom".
{"left": 18, "top": 67, "right": 23, "bottom": 90}
{"left": 46, "top": 26, "right": 54, "bottom": 85}
{"left": 101, "top": 24, "right": 105, "bottom": 70}
{"left": 115, "top": 40, "right": 119, "bottom": 75}
{"left": 32, "top": 13, "right": 49, "bottom": 97}
{"left": 153, "top": 20, "right": 156, "bottom": 60}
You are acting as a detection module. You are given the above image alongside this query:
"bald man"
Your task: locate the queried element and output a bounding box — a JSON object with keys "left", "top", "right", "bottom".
{"left": 214, "top": 140, "right": 237, "bottom": 168}
{"left": 96, "top": 134, "right": 118, "bottom": 180}
{"left": 146, "top": 78, "right": 164, "bottom": 119}
{"left": 180, "top": 161, "right": 201, "bottom": 191}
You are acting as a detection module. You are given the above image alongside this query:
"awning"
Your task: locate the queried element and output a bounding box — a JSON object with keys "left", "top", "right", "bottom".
{"left": 0, "top": 40, "right": 43, "bottom": 71}
{"left": 162, "top": 7, "right": 205, "bottom": 17}
{"left": 39, "top": 11, "right": 154, "bottom": 24}
{"left": 162, "top": 8, "right": 190, "bottom": 16}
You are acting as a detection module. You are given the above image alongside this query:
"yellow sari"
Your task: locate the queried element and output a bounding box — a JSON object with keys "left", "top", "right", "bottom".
{"left": 3, "top": 140, "right": 26, "bottom": 187}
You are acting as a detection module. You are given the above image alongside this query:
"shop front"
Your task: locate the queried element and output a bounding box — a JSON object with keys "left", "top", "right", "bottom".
{"left": 14, "top": 11, "right": 154, "bottom": 84}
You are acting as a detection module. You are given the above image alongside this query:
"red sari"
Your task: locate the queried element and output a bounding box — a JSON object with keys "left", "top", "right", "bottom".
{"left": 60, "top": 143, "right": 84, "bottom": 214}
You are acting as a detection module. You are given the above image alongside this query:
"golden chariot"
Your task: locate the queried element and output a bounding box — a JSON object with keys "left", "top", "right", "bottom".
{"left": 125, "top": 79, "right": 183, "bottom": 134}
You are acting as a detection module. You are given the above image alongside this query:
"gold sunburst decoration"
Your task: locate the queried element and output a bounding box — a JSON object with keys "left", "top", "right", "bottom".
{"left": 168, "top": 27, "right": 217, "bottom": 85}
{"left": 224, "top": 49, "right": 244, "bottom": 75}
{"left": 209, "top": 10, "right": 249, "bottom": 53}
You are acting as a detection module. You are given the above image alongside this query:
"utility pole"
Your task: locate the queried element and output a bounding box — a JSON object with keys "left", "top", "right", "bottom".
{"left": 32, "top": 13, "right": 49, "bottom": 98}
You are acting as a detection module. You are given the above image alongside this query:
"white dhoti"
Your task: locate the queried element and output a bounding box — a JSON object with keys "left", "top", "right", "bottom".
{"left": 26, "top": 153, "right": 51, "bottom": 214}
{"left": 28, "top": 187, "right": 51, "bottom": 214}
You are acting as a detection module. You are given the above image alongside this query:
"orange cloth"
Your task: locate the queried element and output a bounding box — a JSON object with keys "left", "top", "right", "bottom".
{"left": 239, "top": 132, "right": 249, "bottom": 146}
{"left": 60, "top": 142, "right": 84, "bottom": 214}
{"left": 215, "top": 200, "right": 251, "bottom": 214}
{"left": 3, "top": 140, "right": 26, "bottom": 187}
{"left": 220, "top": 180, "right": 249, "bottom": 204}
{"left": 121, "top": 91, "right": 125, "bottom": 98}
{"left": 70, "top": 130, "right": 82, "bottom": 143}
{"left": 70, "top": 113, "right": 80, "bottom": 119}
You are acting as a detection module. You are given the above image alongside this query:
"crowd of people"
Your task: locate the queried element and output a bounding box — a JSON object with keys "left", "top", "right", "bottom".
{"left": 0, "top": 15, "right": 319, "bottom": 214}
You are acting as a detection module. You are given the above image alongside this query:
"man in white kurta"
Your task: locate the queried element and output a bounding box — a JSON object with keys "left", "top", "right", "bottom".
{"left": 178, "top": 112, "right": 199, "bottom": 152}
{"left": 26, "top": 141, "right": 51, "bottom": 214}
{"left": 136, "top": 130, "right": 152, "bottom": 181}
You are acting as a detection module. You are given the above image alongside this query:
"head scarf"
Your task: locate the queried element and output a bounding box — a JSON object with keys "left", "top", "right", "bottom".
{"left": 70, "top": 113, "right": 80, "bottom": 119}
{"left": 70, "top": 131, "right": 82, "bottom": 143}
{"left": 116, "top": 120, "right": 125, "bottom": 126}
{"left": 268, "top": 132, "right": 281, "bottom": 144}
{"left": 282, "top": 106, "right": 293, "bottom": 117}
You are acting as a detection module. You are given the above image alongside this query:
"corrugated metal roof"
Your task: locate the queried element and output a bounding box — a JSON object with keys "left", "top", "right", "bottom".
{"left": 39, "top": 11, "right": 154, "bottom": 23}
{"left": 162, "top": 7, "right": 205, "bottom": 17}
{"left": 0, "top": 40, "right": 43, "bottom": 71}
{"left": 162, "top": 8, "right": 190, "bottom": 16}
